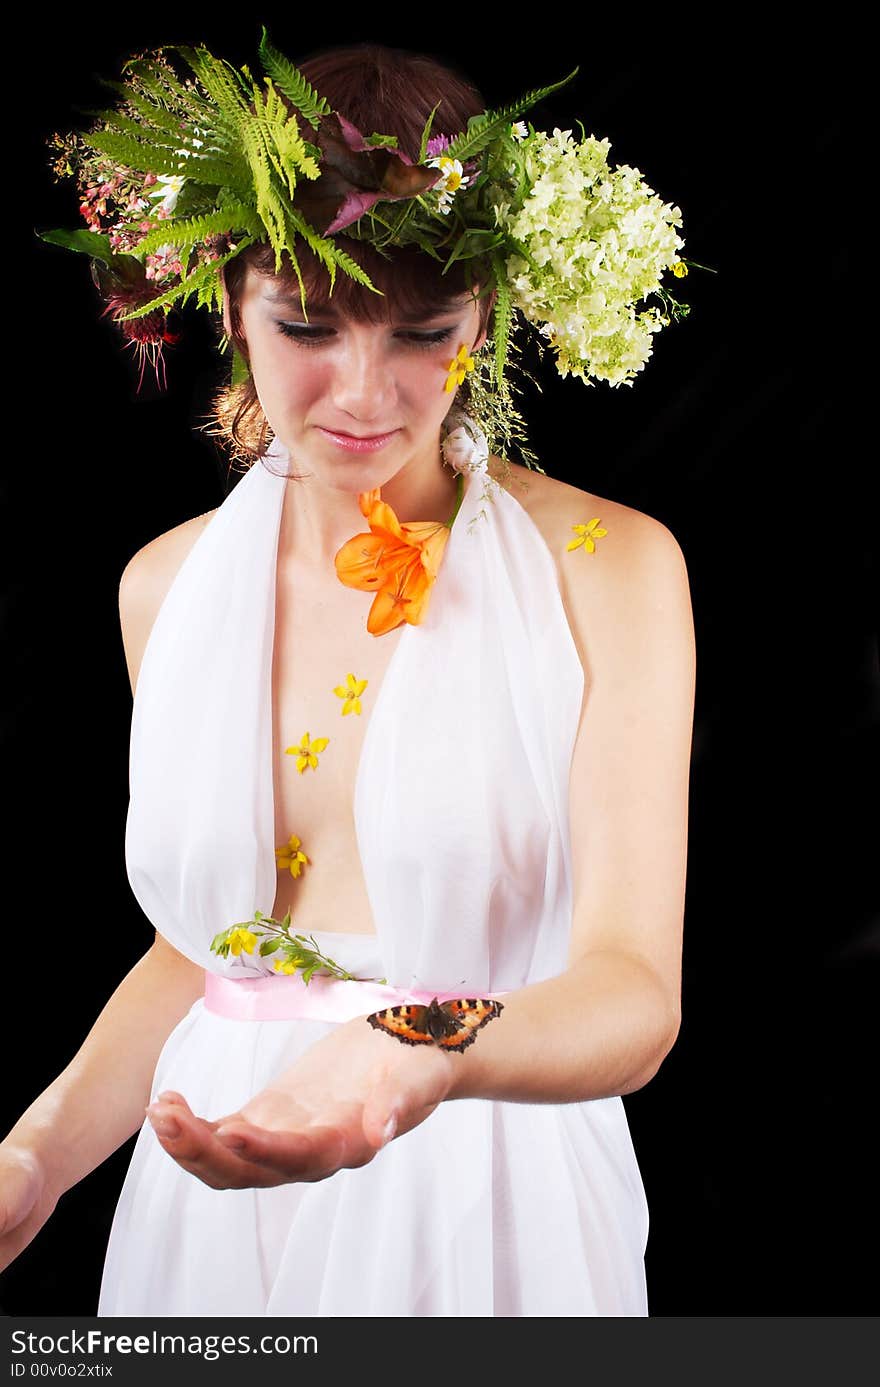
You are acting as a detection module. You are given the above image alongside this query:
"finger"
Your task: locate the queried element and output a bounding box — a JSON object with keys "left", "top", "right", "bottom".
{"left": 215, "top": 1122, "right": 350, "bottom": 1182}
{"left": 148, "top": 1107, "right": 289, "bottom": 1189}
{"left": 154, "top": 1090, "right": 189, "bottom": 1108}
{"left": 153, "top": 1099, "right": 346, "bottom": 1186}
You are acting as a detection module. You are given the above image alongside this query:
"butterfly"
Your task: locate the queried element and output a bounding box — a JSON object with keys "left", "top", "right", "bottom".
{"left": 367, "top": 996, "right": 504, "bottom": 1051}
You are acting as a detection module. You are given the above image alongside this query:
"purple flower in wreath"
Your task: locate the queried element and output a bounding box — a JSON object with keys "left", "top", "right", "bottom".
{"left": 296, "top": 111, "right": 444, "bottom": 236}
{"left": 425, "top": 134, "right": 452, "bottom": 158}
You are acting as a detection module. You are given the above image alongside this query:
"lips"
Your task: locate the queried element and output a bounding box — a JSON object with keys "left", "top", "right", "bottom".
{"left": 317, "top": 426, "right": 401, "bottom": 453}
{"left": 324, "top": 428, "right": 398, "bottom": 439}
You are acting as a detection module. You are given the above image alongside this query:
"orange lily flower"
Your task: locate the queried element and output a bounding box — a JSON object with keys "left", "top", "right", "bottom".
{"left": 334, "top": 487, "right": 453, "bottom": 635}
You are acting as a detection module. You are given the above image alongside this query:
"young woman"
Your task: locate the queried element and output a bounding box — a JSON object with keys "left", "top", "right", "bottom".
{"left": 1, "top": 40, "right": 695, "bottom": 1316}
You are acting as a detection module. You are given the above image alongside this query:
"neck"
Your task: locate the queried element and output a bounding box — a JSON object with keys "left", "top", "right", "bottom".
{"left": 277, "top": 434, "right": 461, "bottom": 571}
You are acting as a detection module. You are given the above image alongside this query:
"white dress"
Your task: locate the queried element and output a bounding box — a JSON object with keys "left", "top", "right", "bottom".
{"left": 97, "top": 438, "right": 650, "bottom": 1317}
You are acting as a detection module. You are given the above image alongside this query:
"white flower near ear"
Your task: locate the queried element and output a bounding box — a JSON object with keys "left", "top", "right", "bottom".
{"left": 511, "top": 121, "right": 528, "bottom": 141}
{"left": 441, "top": 408, "right": 490, "bottom": 475}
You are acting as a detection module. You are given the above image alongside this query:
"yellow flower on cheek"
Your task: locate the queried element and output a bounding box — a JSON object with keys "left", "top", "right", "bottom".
{"left": 333, "top": 672, "right": 368, "bottom": 715}
{"left": 285, "top": 731, "right": 330, "bottom": 773}
{"left": 444, "top": 343, "right": 475, "bottom": 392}
{"left": 566, "top": 518, "right": 608, "bottom": 554}
{"left": 275, "top": 834, "right": 309, "bottom": 877}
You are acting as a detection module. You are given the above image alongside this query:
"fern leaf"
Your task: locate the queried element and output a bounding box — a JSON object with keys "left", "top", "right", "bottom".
{"left": 92, "top": 77, "right": 186, "bottom": 140}
{"left": 287, "top": 208, "right": 381, "bottom": 299}
{"left": 444, "top": 68, "right": 579, "bottom": 164}
{"left": 165, "top": 156, "right": 251, "bottom": 198}
{"left": 115, "top": 234, "right": 258, "bottom": 320}
{"left": 77, "top": 107, "right": 183, "bottom": 162}
{"left": 85, "top": 127, "right": 186, "bottom": 178}
{"left": 258, "top": 26, "right": 331, "bottom": 130}
{"left": 133, "top": 204, "right": 262, "bottom": 256}
{"left": 490, "top": 251, "right": 513, "bottom": 387}
{"left": 122, "top": 54, "right": 197, "bottom": 109}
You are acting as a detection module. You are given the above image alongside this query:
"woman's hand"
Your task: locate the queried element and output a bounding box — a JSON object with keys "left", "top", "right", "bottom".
{"left": 0, "top": 1143, "right": 59, "bottom": 1273}
{"left": 145, "top": 1014, "right": 457, "bottom": 1190}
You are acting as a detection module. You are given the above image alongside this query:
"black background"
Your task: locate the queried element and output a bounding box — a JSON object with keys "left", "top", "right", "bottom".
{"left": 2, "top": 13, "right": 874, "bottom": 1317}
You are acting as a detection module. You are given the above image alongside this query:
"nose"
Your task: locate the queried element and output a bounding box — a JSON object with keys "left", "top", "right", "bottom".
{"left": 330, "top": 334, "right": 397, "bottom": 424}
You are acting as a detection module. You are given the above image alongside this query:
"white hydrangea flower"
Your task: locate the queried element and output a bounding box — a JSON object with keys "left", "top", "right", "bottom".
{"left": 498, "top": 126, "right": 684, "bottom": 386}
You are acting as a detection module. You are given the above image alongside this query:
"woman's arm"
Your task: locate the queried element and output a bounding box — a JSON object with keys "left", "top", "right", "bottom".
{"left": 0, "top": 935, "right": 206, "bottom": 1269}
{"left": 445, "top": 501, "right": 695, "bottom": 1103}
{"left": 0, "top": 517, "right": 217, "bottom": 1269}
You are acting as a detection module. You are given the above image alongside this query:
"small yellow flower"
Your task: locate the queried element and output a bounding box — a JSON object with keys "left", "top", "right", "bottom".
{"left": 566, "top": 519, "right": 609, "bottom": 554}
{"left": 672, "top": 261, "right": 688, "bottom": 278}
{"left": 273, "top": 956, "right": 305, "bottom": 974}
{"left": 285, "top": 732, "right": 330, "bottom": 773}
{"left": 333, "top": 672, "right": 368, "bottom": 716}
{"left": 227, "top": 927, "right": 258, "bottom": 957}
{"left": 275, "top": 833, "right": 310, "bottom": 878}
{"left": 444, "top": 343, "right": 475, "bottom": 393}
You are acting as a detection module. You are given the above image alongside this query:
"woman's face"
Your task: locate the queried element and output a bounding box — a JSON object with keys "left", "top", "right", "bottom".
{"left": 228, "top": 266, "right": 489, "bottom": 493}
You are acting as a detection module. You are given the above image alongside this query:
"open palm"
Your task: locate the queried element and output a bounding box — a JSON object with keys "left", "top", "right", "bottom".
{"left": 145, "top": 1013, "right": 457, "bottom": 1189}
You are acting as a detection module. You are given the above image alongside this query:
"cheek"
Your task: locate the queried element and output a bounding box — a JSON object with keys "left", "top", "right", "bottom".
{"left": 402, "top": 351, "right": 455, "bottom": 406}
{"left": 250, "top": 341, "right": 324, "bottom": 409}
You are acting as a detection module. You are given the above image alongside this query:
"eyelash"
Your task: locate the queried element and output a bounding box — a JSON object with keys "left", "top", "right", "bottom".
{"left": 275, "top": 323, "right": 456, "bottom": 350}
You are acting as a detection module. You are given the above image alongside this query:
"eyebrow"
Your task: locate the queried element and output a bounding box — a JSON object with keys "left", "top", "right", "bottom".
{"left": 262, "top": 287, "right": 469, "bottom": 322}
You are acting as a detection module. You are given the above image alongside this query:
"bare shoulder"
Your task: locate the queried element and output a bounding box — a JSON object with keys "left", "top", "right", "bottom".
{"left": 487, "top": 455, "right": 694, "bottom": 684}
{"left": 118, "top": 506, "right": 219, "bottom": 696}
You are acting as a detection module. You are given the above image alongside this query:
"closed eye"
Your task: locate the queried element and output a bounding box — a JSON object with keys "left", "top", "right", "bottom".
{"left": 275, "top": 323, "right": 456, "bottom": 350}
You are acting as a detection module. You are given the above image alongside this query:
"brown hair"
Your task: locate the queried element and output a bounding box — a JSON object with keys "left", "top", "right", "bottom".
{"left": 208, "top": 42, "right": 494, "bottom": 466}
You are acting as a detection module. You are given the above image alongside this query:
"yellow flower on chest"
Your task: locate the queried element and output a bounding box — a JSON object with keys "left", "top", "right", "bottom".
{"left": 285, "top": 732, "right": 330, "bottom": 773}
{"left": 275, "top": 834, "right": 310, "bottom": 877}
{"left": 334, "top": 672, "right": 368, "bottom": 715}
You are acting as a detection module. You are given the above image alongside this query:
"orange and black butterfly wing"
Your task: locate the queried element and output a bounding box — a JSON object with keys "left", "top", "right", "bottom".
{"left": 435, "top": 998, "right": 504, "bottom": 1051}
{"left": 367, "top": 1003, "right": 434, "bottom": 1046}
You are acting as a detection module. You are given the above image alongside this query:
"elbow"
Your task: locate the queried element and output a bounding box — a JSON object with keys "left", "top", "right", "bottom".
{"left": 630, "top": 1011, "right": 681, "bottom": 1092}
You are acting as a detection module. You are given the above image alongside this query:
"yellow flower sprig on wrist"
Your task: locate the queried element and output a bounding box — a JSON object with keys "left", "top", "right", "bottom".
{"left": 210, "top": 911, "right": 386, "bottom": 984}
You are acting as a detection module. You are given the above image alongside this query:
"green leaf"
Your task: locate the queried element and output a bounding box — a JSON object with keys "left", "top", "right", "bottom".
{"left": 91, "top": 76, "right": 187, "bottom": 141}
{"left": 133, "top": 204, "right": 262, "bottom": 257}
{"left": 417, "top": 102, "right": 442, "bottom": 165}
{"left": 257, "top": 26, "right": 331, "bottom": 130}
{"left": 259, "top": 936, "right": 283, "bottom": 955}
{"left": 444, "top": 68, "right": 580, "bottom": 165}
{"left": 78, "top": 107, "right": 183, "bottom": 162}
{"left": 36, "top": 227, "right": 117, "bottom": 264}
{"left": 231, "top": 345, "right": 251, "bottom": 386}
{"left": 491, "top": 250, "right": 513, "bottom": 387}
{"left": 85, "top": 127, "right": 187, "bottom": 179}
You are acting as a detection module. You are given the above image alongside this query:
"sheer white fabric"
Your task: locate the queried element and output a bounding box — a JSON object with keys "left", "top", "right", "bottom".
{"left": 98, "top": 439, "right": 650, "bottom": 1317}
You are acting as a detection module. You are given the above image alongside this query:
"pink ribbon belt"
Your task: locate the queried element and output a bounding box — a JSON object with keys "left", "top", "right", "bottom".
{"left": 204, "top": 970, "right": 507, "bottom": 1023}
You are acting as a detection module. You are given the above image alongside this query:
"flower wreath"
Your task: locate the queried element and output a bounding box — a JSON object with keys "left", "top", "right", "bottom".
{"left": 39, "top": 25, "right": 705, "bottom": 473}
